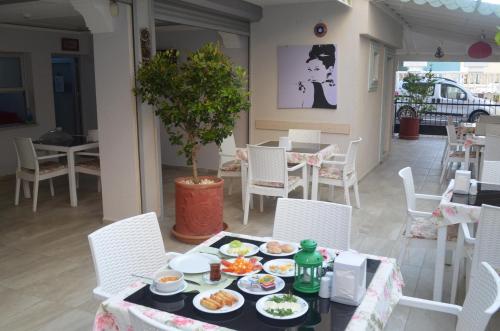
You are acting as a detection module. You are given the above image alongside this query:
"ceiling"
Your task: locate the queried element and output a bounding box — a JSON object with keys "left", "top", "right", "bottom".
{"left": 375, "top": 0, "right": 499, "bottom": 44}
{"left": 245, "top": 0, "right": 340, "bottom": 5}
{"left": 0, "top": 0, "right": 88, "bottom": 31}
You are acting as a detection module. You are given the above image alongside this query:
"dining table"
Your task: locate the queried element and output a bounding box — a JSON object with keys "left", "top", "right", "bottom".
{"left": 93, "top": 231, "right": 404, "bottom": 331}
{"left": 431, "top": 179, "right": 500, "bottom": 302}
{"left": 33, "top": 137, "right": 99, "bottom": 207}
{"left": 235, "top": 141, "right": 340, "bottom": 201}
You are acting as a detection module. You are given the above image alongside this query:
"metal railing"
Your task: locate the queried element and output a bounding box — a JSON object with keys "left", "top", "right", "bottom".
{"left": 393, "top": 98, "right": 500, "bottom": 135}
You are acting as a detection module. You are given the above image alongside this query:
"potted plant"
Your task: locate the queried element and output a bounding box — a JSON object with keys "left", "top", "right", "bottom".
{"left": 396, "top": 70, "right": 436, "bottom": 140}
{"left": 135, "top": 43, "right": 250, "bottom": 244}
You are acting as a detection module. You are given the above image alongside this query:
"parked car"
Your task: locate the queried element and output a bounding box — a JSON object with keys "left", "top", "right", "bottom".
{"left": 395, "top": 77, "right": 498, "bottom": 123}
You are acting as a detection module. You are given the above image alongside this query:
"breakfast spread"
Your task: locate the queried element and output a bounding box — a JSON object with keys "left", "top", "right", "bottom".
{"left": 200, "top": 290, "right": 239, "bottom": 310}
{"left": 269, "top": 262, "right": 294, "bottom": 275}
{"left": 266, "top": 241, "right": 295, "bottom": 254}
{"left": 263, "top": 294, "right": 302, "bottom": 317}
{"left": 221, "top": 257, "right": 262, "bottom": 275}
{"left": 240, "top": 274, "right": 276, "bottom": 291}
{"left": 226, "top": 240, "right": 251, "bottom": 256}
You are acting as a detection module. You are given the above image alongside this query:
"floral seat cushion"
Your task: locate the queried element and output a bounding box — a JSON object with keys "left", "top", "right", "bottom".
{"left": 22, "top": 161, "right": 67, "bottom": 175}
{"left": 220, "top": 160, "right": 241, "bottom": 172}
{"left": 253, "top": 176, "right": 301, "bottom": 188}
{"left": 319, "top": 164, "right": 353, "bottom": 180}
{"left": 449, "top": 151, "right": 477, "bottom": 158}
{"left": 406, "top": 217, "right": 458, "bottom": 241}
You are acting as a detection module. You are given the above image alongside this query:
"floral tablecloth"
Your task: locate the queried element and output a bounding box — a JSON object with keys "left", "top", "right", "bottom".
{"left": 464, "top": 134, "right": 485, "bottom": 149}
{"left": 93, "top": 231, "right": 404, "bottom": 331}
{"left": 432, "top": 180, "right": 481, "bottom": 226}
{"left": 235, "top": 143, "right": 340, "bottom": 168}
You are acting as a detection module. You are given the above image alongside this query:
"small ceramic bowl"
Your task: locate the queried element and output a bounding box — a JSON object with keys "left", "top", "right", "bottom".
{"left": 153, "top": 270, "right": 184, "bottom": 293}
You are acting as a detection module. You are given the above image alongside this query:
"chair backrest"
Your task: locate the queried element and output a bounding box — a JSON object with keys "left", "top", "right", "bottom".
{"left": 129, "top": 307, "right": 178, "bottom": 331}
{"left": 398, "top": 167, "right": 416, "bottom": 212}
{"left": 344, "top": 138, "right": 362, "bottom": 175}
{"left": 481, "top": 161, "right": 500, "bottom": 184}
{"left": 13, "top": 137, "right": 38, "bottom": 171}
{"left": 288, "top": 129, "right": 321, "bottom": 144}
{"left": 446, "top": 125, "right": 459, "bottom": 145}
{"left": 220, "top": 134, "right": 237, "bottom": 164}
{"left": 484, "top": 125, "right": 500, "bottom": 161}
{"left": 273, "top": 198, "right": 352, "bottom": 251}
{"left": 247, "top": 145, "right": 287, "bottom": 186}
{"left": 88, "top": 212, "right": 167, "bottom": 298}
{"left": 470, "top": 204, "right": 500, "bottom": 282}
{"left": 456, "top": 262, "right": 500, "bottom": 331}
{"left": 87, "top": 129, "right": 99, "bottom": 142}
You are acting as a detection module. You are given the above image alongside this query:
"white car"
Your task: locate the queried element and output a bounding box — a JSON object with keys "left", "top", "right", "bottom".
{"left": 395, "top": 78, "right": 498, "bottom": 122}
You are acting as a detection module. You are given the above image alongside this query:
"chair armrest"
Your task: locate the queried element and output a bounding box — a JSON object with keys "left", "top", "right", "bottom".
{"left": 415, "top": 193, "right": 442, "bottom": 201}
{"left": 321, "top": 159, "right": 346, "bottom": 166}
{"left": 408, "top": 209, "right": 433, "bottom": 218}
{"left": 328, "top": 153, "right": 346, "bottom": 160}
{"left": 76, "top": 152, "right": 99, "bottom": 157}
{"left": 37, "top": 153, "right": 66, "bottom": 160}
{"left": 399, "top": 296, "right": 462, "bottom": 316}
{"left": 219, "top": 153, "right": 235, "bottom": 158}
{"left": 460, "top": 223, "right": 476, "bottom": 245}
{"left": 287, "top": 162, "right": 306, "bottom": 171}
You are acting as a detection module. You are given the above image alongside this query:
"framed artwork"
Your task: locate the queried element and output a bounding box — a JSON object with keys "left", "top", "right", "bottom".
{"left": 278, "top": 44, "right": 337, "bottom": 109}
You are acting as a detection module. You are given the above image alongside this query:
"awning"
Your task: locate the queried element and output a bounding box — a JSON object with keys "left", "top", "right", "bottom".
{"left": 400, "top": 0, "right": 500, "bottom": 17}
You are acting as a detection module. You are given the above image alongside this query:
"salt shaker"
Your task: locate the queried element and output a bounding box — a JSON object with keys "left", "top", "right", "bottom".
{"left": 319, "top": 276, "right": 331, "bottom": 298}
{"left": 470, "top": 179, "right": 478, "bottom": 195}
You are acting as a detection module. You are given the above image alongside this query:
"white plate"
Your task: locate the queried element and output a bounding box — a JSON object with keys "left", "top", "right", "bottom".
{"left": 256, "top": 294, "right": 309, "bottom": 320}
{"left": 149, "top": 281, "right": 187, "bottom": 296}
{"left": 219, "top": 243, "right": 259, "bottom": 257}
{"left": 259, "top": 242, "right": 299, "bottom": 257}
{"left": 193, "top": 289, "right": 245, "bottom": 314}
{"left": 237, "top": 274, "right": 285, "bottom": 295}
{"left": 169, "top": 253, "right": 220, "bottom": 274}
{"left": 262, "top": 259, "right": 295, "bottom": 277}
{"left": 221, "top": 258, "right": 263, "bottom": 277}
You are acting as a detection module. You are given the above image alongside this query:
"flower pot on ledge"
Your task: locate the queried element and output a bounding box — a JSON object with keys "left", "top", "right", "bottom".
{"left": 171, "top": 176, "right": 227, "bottom": 244}
{"left": 399, "top": 117, "right": 420, "bottom": 140}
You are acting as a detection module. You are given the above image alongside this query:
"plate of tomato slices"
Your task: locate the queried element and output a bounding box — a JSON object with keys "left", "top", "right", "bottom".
{"left": 220, "top": 257, "right": 263, "bottom": 276}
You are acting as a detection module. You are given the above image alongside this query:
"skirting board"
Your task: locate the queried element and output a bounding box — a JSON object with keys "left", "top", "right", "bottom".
{"left": 255, "top": 120, "right": 350, "bottom": 135}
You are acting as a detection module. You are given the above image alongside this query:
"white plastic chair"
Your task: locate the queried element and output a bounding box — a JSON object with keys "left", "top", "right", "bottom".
{"left": 288, "top": 129, "right": 321, "bottom": 144}
{"left": 13, "top": 137, "right": 68, "bottom": 212}
{"left": 441, "top": 125, "right": 478, "bottom": 182}
{"left": 398, "top": 167, "right": 456, "bottom": 264}
{"left": 398, "top": 262, "right": 500, "bottom": 331}
{"left": 88, "top": 212, "right": 174, "bottom": 300}
{"left": 217, "top": 134, "right": 241, "bottom": 196}
{"left": 129, "top": 307, "right": 178, "bottom": 331}
{"left": 451, "top": 204, "right": 500, "bottom": 304}
{"left": 76, "top": 130, "right": 101, "bottom": 192}
{"left": 481, "top": 160, "right": 500, "bottom": 184}
{"left": 243, "top": 145, "right": 307, "bottom": 225}
{"left": 273, "top": 198, "right": 352, "bottom": 251}
{"left": 315, "top": 138, "right": 362, "bottom": 208}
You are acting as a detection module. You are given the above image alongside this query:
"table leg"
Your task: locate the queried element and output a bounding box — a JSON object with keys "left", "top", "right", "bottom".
{"left": 311, "top": 166, "right": 319, "bottom": 200}
{"left": 68, "top": 151, "right": 78, "bottom": 207}
{"left": 433, "top": 226, "right": 447, "bottom": 302}
{"left": 464, "top": 145, "right": 470, "bottom": 172}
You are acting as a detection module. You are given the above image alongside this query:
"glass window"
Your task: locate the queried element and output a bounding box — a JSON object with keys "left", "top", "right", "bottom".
{"left": 0, "top": 54, "right": 32, "bottom": 126}
{"left": 441, "top": 84, "right": 467, "bottom": 100}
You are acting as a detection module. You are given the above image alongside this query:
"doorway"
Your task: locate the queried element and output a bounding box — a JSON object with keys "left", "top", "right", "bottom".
{"left": 51, "top": 55, "right": 82, "bottom": 135}
{"left": 379, "top": 48, "right": 395, "bottom": 162}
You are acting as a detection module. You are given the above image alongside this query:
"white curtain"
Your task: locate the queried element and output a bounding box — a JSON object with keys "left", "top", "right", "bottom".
{"left": 399, "top": 0, "right": 500, "bottom": 17}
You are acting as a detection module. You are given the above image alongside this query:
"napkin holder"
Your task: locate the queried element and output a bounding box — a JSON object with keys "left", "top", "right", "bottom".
{"left": 330, "top": 252, "right": 366, "bottom": 306}
{"left": 279, "top": 136, "right": 292, "bottom": 151}
{"left": 454, "top": 170, "right": 471, "bottom": 194}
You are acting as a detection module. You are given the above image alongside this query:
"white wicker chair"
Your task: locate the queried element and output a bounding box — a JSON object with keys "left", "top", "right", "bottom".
{"left": 217, "top": 134, "right": 241, "bottom": 196}
{"left": 398, "top": 167, "right": 457, "bottom": 264}
{"left": 288, "top": 129, "right": 321, "bottom": 144}
{"left": 13, "top": 137, "right": 68, "bottom": 212}
{"left": 480, "top": 160, "right": 500, "bottom": 185}
{"left": 273, "top": 198, "right": 352, "bottom": 251}
{"left": 243, "top": 145, "right": 307, "bottom": 225}
{"left": 451, "top": 204, "right": 500, "bottom": 304}
{"left": 315, "top": 138, "right": 362, "bottom": 208}
{"left": 88, "top": 212, "right": 174, "bottom": 300}
{"left": 441, "top": 125, "right": 478, "bottom": 182}
{"left": 398, "top": 262, "right": 500, "bottom": 331}
{"left": 129, "top": 307, "right": 178, "bottom": 331}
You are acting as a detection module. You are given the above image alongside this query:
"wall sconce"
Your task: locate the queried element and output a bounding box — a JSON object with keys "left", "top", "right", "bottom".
{"left": 109, "top": 0, "right": 119, "bottom": 17}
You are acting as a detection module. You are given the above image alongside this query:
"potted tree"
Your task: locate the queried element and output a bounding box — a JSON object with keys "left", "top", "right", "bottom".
{"left": 135, "top": 43, "right": 250, "bottom": 244}
{"left": 396, "top": 70, "right": 436, "bottom": 140}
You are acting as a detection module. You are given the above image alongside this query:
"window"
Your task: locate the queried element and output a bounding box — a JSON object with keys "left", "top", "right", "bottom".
{"left": 0, "top": 54, "right": 33, "bottom": 126}
{"left": 441, "top": 84, "right": 467, "bottom": 101}
{"left": 368, "top": 41, "right": 380, "bottom": 92}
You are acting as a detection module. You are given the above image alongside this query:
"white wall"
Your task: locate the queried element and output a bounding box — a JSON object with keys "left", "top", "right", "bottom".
{"left": 250, "top": 0, "right": 402, "bottom": 178}
{"left": 155, "top": 27, "right": 249, "bottom": 171}
{"left": 0, "top": 25, "right": 96, "bottom": 176}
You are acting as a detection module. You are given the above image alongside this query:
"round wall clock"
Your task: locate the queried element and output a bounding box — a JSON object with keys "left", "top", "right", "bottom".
{"left": 314, "top": 23, "right": 327, "bottom": 38}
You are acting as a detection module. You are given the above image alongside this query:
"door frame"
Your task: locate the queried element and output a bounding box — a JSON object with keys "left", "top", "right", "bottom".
{"left": 379, "top": 47, "right": 395, "bottom": 162}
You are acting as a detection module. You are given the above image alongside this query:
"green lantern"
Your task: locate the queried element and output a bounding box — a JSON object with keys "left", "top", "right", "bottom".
{"left": 293, "top": 239, "right": 323, "bottom": 293}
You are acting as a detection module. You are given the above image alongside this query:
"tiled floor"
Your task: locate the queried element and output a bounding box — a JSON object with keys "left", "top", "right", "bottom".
{"left": 0, "top": 136, "right": 498, "bottom": 330}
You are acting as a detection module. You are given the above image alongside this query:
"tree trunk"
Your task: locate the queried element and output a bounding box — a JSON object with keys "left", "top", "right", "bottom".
{"left": 191, "top": 145, "right": 199, "bottom": 184}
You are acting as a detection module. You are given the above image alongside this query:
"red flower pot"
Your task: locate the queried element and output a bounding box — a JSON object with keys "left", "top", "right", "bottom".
{"left": 399, "top": 117, "right": 420, "bottom": 140}
{"left": 171, "top": 176, "right": 227, "bottom": 244}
